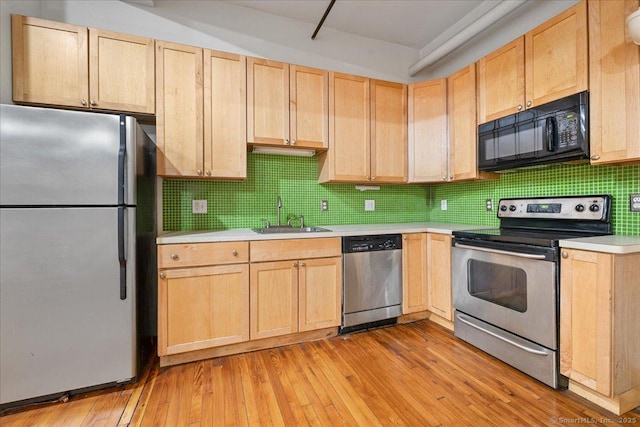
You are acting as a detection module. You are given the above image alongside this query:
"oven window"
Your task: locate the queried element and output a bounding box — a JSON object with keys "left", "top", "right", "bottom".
{"left": 467, "top": 260, "right": 527, "bottom": 312}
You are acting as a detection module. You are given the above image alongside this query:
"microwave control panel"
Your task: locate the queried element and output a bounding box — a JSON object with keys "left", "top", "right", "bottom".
{"left": 556, "top": 111, "right": 580, "bottom": 148}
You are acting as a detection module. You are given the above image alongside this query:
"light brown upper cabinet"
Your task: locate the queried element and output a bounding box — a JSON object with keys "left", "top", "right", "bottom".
{"left": 319, "top": 73, "right": 407, "bottom": 183}
{"left": 408, "top": 79, "right": 448, "bottom": 183}
{"left": 588, "top": 0, "right": 640, "bottom": 165}
{"left": 156, "top": 41, "right": 246, "bottom": 179}
{"left": 12, "top": 15, "right": 155, "bottom": 114}
{"left": 477, "top": 1, "right": 587, "bottom": 124}
{"left": 247, "top": 58, "right": 329, "bottom": 150}
{"left": 448, "top": 64, "right": 484, "bottom": 182}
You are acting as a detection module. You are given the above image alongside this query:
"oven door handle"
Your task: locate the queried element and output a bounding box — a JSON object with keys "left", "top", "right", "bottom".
{"left": 456, "top": 313, "right": 549, "bottom": 356}
{"left": 454, "top": 243, "right": 547, "bottom": 260}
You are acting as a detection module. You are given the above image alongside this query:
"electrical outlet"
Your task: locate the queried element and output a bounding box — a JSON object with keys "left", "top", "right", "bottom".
{"left": 631, "top": 194, "right": 640, "bottom": 212}
{"left": 321, "top": 200, "right": 328, "bottom": 211}
{"left": 192, "top": 199, "right": 207, "bottom": 214}
{"left": 441, "top": 200, "right": 447, "bottom": 211}
{"left": 486, "top": 199, "right": 493, "bottom": 211}
{"left": 365, "top": 200, "right": 375, "bottom": 211}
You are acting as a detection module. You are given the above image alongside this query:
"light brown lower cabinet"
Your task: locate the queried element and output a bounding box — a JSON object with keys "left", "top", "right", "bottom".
{"left": 157, "top": 241, "right": 250, "bottom": 357}
{"left": 427, "top": 233, "right": 453, "bottom": 324}
{"left": 560, "top": 248, "right": 640, "bottom": 415}
{"left": 402, "top": 233, "right": 428, "bottom": 314}
{"left": 250, "top": 256, "right": 342, "bottom": 339}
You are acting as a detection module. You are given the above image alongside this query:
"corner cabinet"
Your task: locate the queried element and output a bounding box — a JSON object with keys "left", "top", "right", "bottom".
{"left": 402, "top": 233, "right": 428, "bottom": 314}
{"left": 12, "top": 14, "right": 155, "bottom": 114}
{"left": 157, "top": 242, "right": 250, "bottom": 356}
{"left": 477, "top": 1, "right": 587, "bottom": 124}
{"left": 156, "top": 41, "right": 246, "bottom": 179}
{"left": 560, "top": 248, "right": 640, "bottom": 415}
{"left": 319, "top": 74, "right": 407, "bottom": 183}
{"left": 588, "top": 0, "right": 640, "bottom": 165}
{"left": 247, "top": 59, "right": 329, "bottom": 150}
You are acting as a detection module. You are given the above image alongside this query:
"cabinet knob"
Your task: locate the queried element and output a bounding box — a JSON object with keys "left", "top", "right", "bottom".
{"left": 442, "top": 176, "right": 447, "bottom": 181}
{"left": 197, "top": 169, "right": 203, "bottom": 175}
{"left": 159, "top": 272, "right": 166, "bottom": 279}
{"left": 291, "top": 139, "right": 296, "bottom": 146}
{"left": 561, "top": 251, "right": 568, "bottom": 259}
{"left": 206, "top": 170, "right": 211, "bottom": 176}
{"left": 81, "top": 99, "right": 87, "bottom": 106}
{"left": 526, "top": 100, "right": 532, "bottom": 107}
{"left": 517, "top": 104, "right": 523, "bottom": 111}
{"left": 449, "top": 175, "right": 453, "bottom": 180}
{"left": 170, "top": 254, "right": 179, "bottom": 260}
{"left": 371, "top": 176, "right": 376, "bottom": 181}
{"left": 232, "top": 249, "right": 238, "bottom": 256}
{"left": 90, "top": 100, "right": 97, "bottom": 107}
{"left": 300, "top": 262, "right": 306, "bottom": 267}
{"left": 284, "top": 139, "right": 290, "bottom": 145}
{"left": 591, "top": 155, "right": 600, "bottom": 161}
{"left": 293, "top": 262, "right": 298, "bottom": 267}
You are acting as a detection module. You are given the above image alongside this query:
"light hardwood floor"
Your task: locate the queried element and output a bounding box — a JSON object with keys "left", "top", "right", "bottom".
{"left": 2, "top": 320, "right": 639, "bottom": 426}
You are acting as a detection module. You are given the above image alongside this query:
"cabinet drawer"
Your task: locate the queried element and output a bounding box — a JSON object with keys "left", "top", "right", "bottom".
{"left": 158, "top": 241, "right": 249, "bottom": 268}
{"left": 250, "top": 237, "right": 341, "bottom": 262}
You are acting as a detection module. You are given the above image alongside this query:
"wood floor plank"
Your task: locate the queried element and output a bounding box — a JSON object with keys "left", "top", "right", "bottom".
{"left": 2, "top": 320, "right": 639, "bottom": 427}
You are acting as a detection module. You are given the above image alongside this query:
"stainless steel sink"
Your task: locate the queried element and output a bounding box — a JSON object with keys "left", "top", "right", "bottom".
{"left": 252, "top": 226, "right": 331, "bottom": 234}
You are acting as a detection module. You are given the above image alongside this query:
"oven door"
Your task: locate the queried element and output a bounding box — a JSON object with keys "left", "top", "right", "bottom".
{"left": 452, "top": 240, "right": 557, "bottom": 349}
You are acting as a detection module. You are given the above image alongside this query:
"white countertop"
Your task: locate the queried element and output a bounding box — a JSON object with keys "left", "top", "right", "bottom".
{"left": 156, "top": 222, "right": 489, "bottom": 244}
{"left": 559, "top": 235, "right": 640, "bottom": 254}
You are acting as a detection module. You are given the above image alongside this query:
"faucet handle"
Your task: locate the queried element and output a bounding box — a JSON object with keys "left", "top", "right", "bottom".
{"left": 287, "top": 214, "right": 304, "bottom": 228}
{"left": 259, "top": 218, "right": 271, "bottom": 228}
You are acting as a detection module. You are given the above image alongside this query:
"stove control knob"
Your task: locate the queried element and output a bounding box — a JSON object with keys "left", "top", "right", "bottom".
{"left": 575, "top": 204, "right": 585, "bottom": 212}
{"left": 509, "top": 205, "right": 517, "bottom": 212}
{"left": 589, "top": 204, "right": 600, "bottom": 212}
{"left": 500, "top": 205, "right": 508, "bottom": 212}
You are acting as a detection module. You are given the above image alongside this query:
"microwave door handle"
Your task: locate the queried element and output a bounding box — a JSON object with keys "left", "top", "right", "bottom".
{"left": 545, "top": 116, "right": 557, "bottom": 152}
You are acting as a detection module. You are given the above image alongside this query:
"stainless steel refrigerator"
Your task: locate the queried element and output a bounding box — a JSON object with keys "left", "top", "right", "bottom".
{"left": 0, "top": 104, "right": 156, "bottom": 408}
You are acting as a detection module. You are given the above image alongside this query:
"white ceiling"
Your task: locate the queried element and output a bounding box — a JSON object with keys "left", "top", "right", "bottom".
{"left": 224, "top": 0, "right": 486, "bottom": 50}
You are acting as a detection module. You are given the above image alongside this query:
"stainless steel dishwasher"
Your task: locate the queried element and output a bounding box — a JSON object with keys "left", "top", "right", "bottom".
{"left": 341, "top": 234, "right": 403, "bottom": 333}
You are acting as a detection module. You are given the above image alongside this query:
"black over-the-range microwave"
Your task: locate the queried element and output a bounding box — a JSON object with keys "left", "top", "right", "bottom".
{"left": 477, "top": 91, "right": 589, "bottom": 172}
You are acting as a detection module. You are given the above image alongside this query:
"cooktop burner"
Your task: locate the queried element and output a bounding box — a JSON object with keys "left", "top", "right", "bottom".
{"left": 453, "top": 195, "right": 613, "bottom": 247}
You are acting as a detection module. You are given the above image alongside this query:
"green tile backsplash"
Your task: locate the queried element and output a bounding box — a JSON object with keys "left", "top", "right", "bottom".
{"left": 163, "top": 155, "right": 639, "bottom": 236}
{"left": 428, "top": 163, "right": 639, "bottom": 236}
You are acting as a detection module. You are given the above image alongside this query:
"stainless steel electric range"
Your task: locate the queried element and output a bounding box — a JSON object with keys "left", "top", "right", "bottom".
{"left": 451, "top": 195, "right": 613, "bottom": 389}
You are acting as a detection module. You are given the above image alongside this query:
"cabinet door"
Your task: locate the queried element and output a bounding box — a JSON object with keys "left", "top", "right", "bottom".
{"left": 448, "top": 64, "right": 477, "bottom": 182}
{"left": 427, "top": 234, "right": 452, "bottom": 321}
{"left": 320, "top": 72, "right": 370, "bottom": 183}
{"left": 247, "top": 58, "right": 289, "bottom": 146}
{"left": 250, "top": 261, "right": 298, "bottom": 340}
{"left": 204, "top": 50, "right": 247, "bottom": 179}
{"left": 408, "top": 79, "right": 448, "bottom": 183}
{"left": 299, "top": 257, "right": 342, "bottom": 332}
{"left": 290, "top": 65, "right": 329, "bottom": 149}
{"left": 525, "top": 1, "right": 588, "bottom": 108}
{"left": 588, "top": 0, "right": 640, "bottom": 165}
{"left": 156, "top": 41, "right": 203, "bottom": 177}
{"left": 158, "top": 264, "right": 250, "bottom": 356}
{"left": 88, "top": 29, "right": 155, "bottom": 114}
{"left": 560, "top": 249, "right": 612, "bottom": 396}
{"left": 402, "top": 233, "right": 428, "bottom": 314}
{"left": 371, "top": 80, "right": 407, "bottom": 183}
{"left": 12, "top": 15, "right": 89, "bottom": 108}
{"left": 477, "top": 37, "right": 525, "bottom": 124}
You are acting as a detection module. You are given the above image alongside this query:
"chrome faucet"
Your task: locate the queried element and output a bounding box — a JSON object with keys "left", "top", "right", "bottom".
{"left": 276, "top": 196, "right": 282, "bottom": 226}
{"left": 287, "top": 214, "right": 304, "bottom": 228}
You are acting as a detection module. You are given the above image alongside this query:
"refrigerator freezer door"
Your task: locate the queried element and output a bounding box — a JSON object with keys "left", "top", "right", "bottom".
{"left": 0, "top": 207, "right": 137, "bottom": 405}
{"left": 0, "top": 104, "right": 136, "bottom": 206}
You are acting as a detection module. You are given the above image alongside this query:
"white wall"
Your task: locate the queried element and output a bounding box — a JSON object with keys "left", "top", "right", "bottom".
{"left": 0, "top": 0, "right": 580, "bottom": 104}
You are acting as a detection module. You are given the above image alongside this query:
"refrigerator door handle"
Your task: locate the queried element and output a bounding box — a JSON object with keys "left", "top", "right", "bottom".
{"left": 118, "top": 206, "right": 127, "bottom": 300}
{"left": 118, "top": 115, "right": 126, "bottom": 205}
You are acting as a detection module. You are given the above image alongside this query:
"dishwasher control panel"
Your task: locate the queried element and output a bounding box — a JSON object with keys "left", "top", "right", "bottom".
{"left": 342, "top": 234, "right": 402, "bottom": 253}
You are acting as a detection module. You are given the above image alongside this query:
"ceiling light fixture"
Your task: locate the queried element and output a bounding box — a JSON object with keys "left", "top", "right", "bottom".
{"left": 627, "top": 7, "right": 640, "bottom": 45}
{"left": 251, "top": 146, "right": 316, "bottom": 157}
{"left": 311, "top": 0, "right": 336, "bottom": 40}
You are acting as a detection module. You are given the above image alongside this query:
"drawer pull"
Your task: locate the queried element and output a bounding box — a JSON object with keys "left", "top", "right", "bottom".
{"left": 170, "top": 254, "right": 179, "bottom": 260}
{"left": 232, "top": 249, "right": 238, "bottom": 256}
{"left": 561, "top": 251, "right": 568, "bottom": 259}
